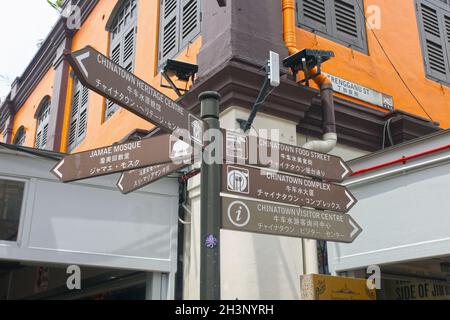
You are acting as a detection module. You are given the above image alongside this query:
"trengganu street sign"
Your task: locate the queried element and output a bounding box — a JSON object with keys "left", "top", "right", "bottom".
{"left": 222, "top": 197, "right": 362, "bottom": 243}
{"left": 65, "top": 46, "right": 205, "bottom": 145}
{"left": 222, "top": 164, "right": 357, "bottom": 213}
{"left": 51, "top": 134, "right": 190, "bottom": 183}
{"left": 224, "top": 130, "right": 352, "bottom": 182}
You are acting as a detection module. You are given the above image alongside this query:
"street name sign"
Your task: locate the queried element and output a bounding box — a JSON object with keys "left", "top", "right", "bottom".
{"left": 222, "top": 197, "right": 362, "bottom": 243}
{"left": 224, "top": 130, "right": 352, "bottom": 182}
{"left": 222, "top": 164, "right": 357, "bottom": 213}
{"left": 66, "top": 46, "right": 204, "bottom": 145}
{"left": 52, "top": 134, "right": 191, "bottom": 183}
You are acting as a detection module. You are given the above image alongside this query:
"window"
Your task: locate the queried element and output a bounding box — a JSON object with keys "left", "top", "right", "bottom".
{"left": 35, "top": 96, "right": 51, "bottom": 150}
{"left": 416, "top": 0, "right": 450, "bottom": 85}
{"left": 68, "top": 77, "right": 89, "bottom": 151}
{"left": 106, "top": 0, "right": 138, "bottom": 119}
{"left": 158, "top": 0, "right": 201, "bottom": 67}
{"left": 297, "top": 0, "right": 368, "bottom": 53}
{"left": 13, "top": 126, "right": 26, "bottom": 146}
{"left": 0, "top": 179, "right": 25, "bottom": 242}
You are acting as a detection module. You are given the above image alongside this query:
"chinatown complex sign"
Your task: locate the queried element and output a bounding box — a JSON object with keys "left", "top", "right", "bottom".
{"left": 52, "top": 46, "right": 361, "bottom": 247}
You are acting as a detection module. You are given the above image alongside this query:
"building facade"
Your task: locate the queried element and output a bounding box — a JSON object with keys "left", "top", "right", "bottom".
{"left": 0, "top": 0, "right": 448, "bottom": 299}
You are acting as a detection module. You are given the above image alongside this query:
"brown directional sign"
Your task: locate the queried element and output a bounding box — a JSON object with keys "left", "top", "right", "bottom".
{"left": 117, "top": 162, "right": 188, "bottom": 194}
{"left": 52, "top": 134, "right": 192, "bottom": 183}
{"left": 222, "top": 197, "right": 362, "bottom": 243}
{"left": 66, "top": 46, "right": 204, "bottom": 145}
{"left": 224, "top": 130, "right": 352, "bottom": 182}
{"left": 222, "top": 164, "right": 357, "bottom": 213}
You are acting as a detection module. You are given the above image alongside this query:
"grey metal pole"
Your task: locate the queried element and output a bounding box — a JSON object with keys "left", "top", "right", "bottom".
{"left": 199, "top": 91, "right": 221, "bottom": 300}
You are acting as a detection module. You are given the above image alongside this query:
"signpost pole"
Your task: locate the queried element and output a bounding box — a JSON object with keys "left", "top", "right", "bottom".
{"left": 199, "top": 91, "right": 221, "bottom": 300}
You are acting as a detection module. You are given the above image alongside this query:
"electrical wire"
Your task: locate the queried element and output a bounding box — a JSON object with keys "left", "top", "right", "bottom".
{"left": 355, "top": 1, "right": 434, "bottom": 122}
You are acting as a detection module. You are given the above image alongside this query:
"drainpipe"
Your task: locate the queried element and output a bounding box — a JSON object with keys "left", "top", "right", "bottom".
{"left": 282, "top": 0, "right": 337, "bottom": 276}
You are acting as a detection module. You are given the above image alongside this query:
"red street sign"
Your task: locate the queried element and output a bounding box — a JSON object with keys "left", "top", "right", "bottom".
{"left": 224, "top": 130, "right": 352, "bottom": 182}
{"left": 222, "top": 164, "right": 357, "bottom": 213}
{"left": 51, "top": 134, "right": 193, "bottom": 183}
{"left": 117, "top": 162, "right": 188, "bottom": 194}
{"left": 222, "top": 197, "right": 362, "bottom": 243}
{"left": 65, "top": 46, "right": 205, "bottom": 145}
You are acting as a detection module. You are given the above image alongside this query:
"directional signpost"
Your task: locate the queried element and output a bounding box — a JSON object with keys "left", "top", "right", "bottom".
{"left": 51, "top": 134, "right": 192, "bottom": 182}
{"left": 117, "top": 162, "right": 188, "bottom": 194}
{"left": 66, "top": 46, "right": 205, "bottom": 145}
{"left": 52, "top": 45, "right": 205, "bottom": 185}
{"left": 222, "top": 164, "right": 357, "bottom": 213}
{"left": 51, "top": 45, "right": 363, "bottom": 300}
{"left": 224, "top": 130, "right": 352, "bottom": 182}
{"left": 222, "top": 197, "right": 362, "bottom": 243}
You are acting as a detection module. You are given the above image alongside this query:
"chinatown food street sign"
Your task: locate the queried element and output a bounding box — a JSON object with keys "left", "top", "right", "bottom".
{"left": 224, "top": 130, "right": 352, "bottom": 182}
{"left": 222, "top": 197, "right": 362, "bottom": 243}
{"left": 222, "top": 164, "right": 357, "bottom": 213}
{"left": 65, "top": 46, "right": 204, "bottom": 146}
{"left": 52, "top": 134, "right": 193, "bottom": 183}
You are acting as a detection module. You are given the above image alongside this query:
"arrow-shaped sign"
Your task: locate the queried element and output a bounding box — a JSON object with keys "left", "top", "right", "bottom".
{"left": 65, "top": 46, "right": 205, "bottom": 146}
{"left": 222, "top": 197, "right": 362, "bottom": 243}
{"left": 224, "top": 130, "right": 353, "bottom": 182}
{"left": 222, "top": 164, "right": 357, "bottom": 213}
{"left": 117, "top": 162, "right": 189, "bottom": 194}
{"left": 51, "top": 134, "right": 192, "bottom": 183}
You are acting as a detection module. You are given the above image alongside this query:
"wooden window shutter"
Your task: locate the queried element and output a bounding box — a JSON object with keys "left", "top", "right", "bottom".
{"left": 106, "top": 0, "right": 137, "bottom": 119}
{"left": 159, "top": 0, "right": 180, "bottom": 66}
{"left": 297, "top": 0, "right": 367, "bottom": 52}
{"left": 297, "top": 0, "right": 330, "bottom": 34}
{"left": 68, "top": 79, "right": 89, "bottom": 151}
{"left": 417, "top": 0, "right": 450, "bottom": 83}
{"left": 331, "top": 0, "right": 365, "bottom": 49}
{"left": 78, "top": 86, "right": 89, "bottom": 141}
{"left": 180, "top": 0, "right": 201, "bottom": 49}
{"left": 123, "top": 26, "right": 136, "bottom": 72}
{"left": 35, "top": 99, "right": 50, "bottom": 149}
{"left": 445, "top": 13, "right": 450, "bottom": 78}
{"left": 68, "top": 83, "right": 80, "bottom": 150}
{"left": 106, "top": 43, "right": 121, "bottom": 119}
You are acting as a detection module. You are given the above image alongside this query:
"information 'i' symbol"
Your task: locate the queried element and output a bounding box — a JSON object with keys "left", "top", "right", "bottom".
{"left": 227, "top": 201, "right": 250, "bottom": 228}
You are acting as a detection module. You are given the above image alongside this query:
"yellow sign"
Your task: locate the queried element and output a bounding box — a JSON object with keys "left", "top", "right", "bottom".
{"left": 300, "top": 274, "right": 376, "bottom": 300}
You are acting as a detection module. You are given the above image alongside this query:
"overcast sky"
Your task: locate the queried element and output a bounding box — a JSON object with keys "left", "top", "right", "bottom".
{"left": 0, "top": 1, "right": 59, "bottom": 100}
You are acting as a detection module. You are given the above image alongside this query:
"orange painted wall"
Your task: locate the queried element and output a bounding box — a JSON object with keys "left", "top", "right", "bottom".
{"left": 12, "top": 68, "right": 55, "bottom": 147}
{"left": 295, "top": 0, "right": 450, "bottom": 127}
{"left": 64, "top": 0, "right": 201, "bottom": 153}
{"left": 10, "top": 0, "right": 448, "bottom": 152}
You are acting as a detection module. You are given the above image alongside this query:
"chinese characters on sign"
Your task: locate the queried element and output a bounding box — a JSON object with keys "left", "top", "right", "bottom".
{"left": 224, "top": 130, "right": 352, "bottom": 182}
{"left": 52, "top": 134, "right": 182, "bottom": 182}
{"left": 65, "top": 46, "right": 205, "bottom": 145}
{"left": 323, "top": 72, "right": 394, "bottom": 111}
{"left": 222, "top": 164, "right": 357, "bottom": 213}
{"left": 222, "top": 197, "right": 362, "bottom": 243}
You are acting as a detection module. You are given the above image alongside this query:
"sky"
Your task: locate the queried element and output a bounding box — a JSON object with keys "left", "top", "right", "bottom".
{"left": 0, "top": 1, "right": 60, "bottom": 100}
